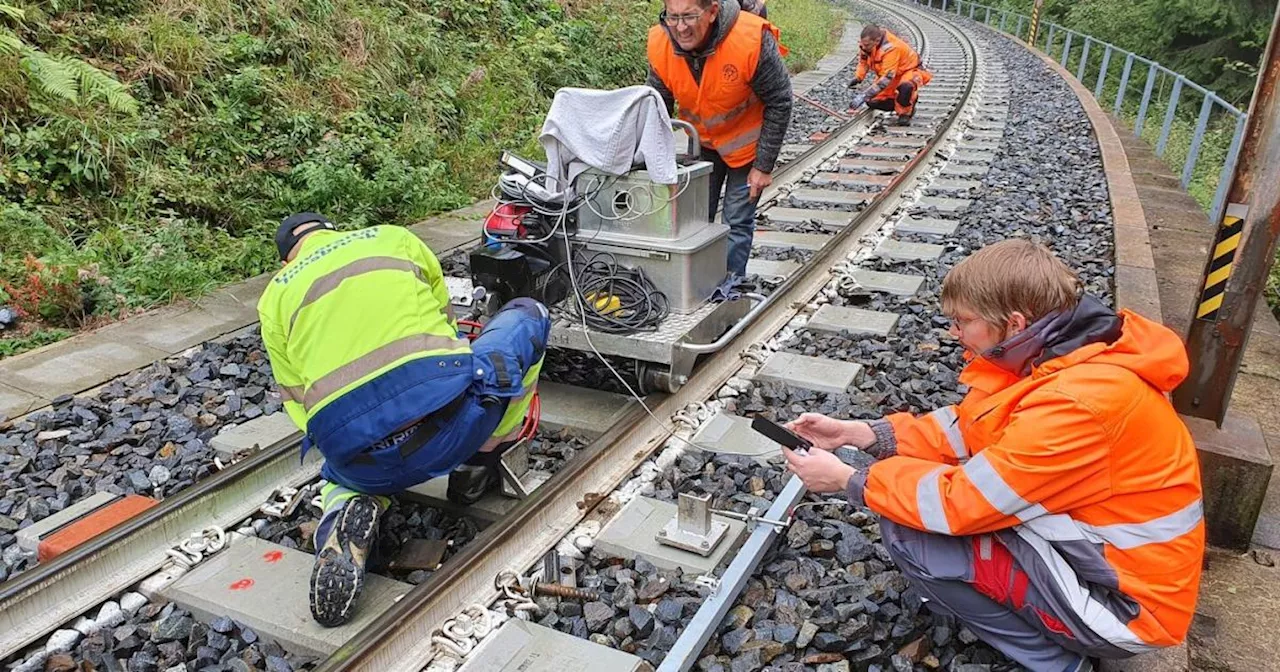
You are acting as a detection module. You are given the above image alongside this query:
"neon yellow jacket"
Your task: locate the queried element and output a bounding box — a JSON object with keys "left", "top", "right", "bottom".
{"left": 257, "top": 225, "right": 472, "bottom": 461}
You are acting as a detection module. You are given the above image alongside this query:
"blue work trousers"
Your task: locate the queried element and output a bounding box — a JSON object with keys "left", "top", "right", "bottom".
{"left": 319, "top": 298, "right": 550, "bottom": 495}
{"left": 704, "top": 149, "right": 759, "bottom": 277}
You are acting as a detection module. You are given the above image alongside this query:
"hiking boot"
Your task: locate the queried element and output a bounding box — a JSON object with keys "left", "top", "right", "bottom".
{"left": 309, "top": 494, "right": 381, "bottom": 627}
{"left": 446, "top": 463, "right": 498, "bottom": 504}
{"left": 895, "top": 114, "right": 913, "bottom": 126}
{"left": 447, "top": 441, "right": 520, "bottom": 504}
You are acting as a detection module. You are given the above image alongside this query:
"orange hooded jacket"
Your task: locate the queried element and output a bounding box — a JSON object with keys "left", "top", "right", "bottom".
{"left": 856, "top": 29, "right": 932, "bottom": 101}
{"left": 856, "top": 309, "right": 1203, "bottom": 653}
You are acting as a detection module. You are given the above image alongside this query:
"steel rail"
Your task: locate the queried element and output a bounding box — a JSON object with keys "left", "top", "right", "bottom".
{"left": 0, "top": 428, "right": 314, "bottom": 660}
{"left": 654, "top": 1, "right": 979, "bottom": 667}
{"left": 321, "top": 2, "right": 976, "bottom": 669}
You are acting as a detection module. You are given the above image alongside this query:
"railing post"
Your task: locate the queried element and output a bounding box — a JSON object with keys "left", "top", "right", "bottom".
{"left": 1134, "top": 62, "right": 1159, "bottom": 137}
{"left": 1113, "top": 52, "right": 1135, "bottom": 115}
{"left": 1000, "top": 10, "right": 1007, "bottom": 32}
{"left": 1077, "top": 37, "right": 1091, "bottom": 82}
{"left": 1061, "top": 31, "right": 1072, "bottom": 66}
{"left": 1157, "top": 75, "right": 1185, "bottom": 157}
{"left": 1095, "top": 45, "right": 1113, "bottom": 98}
{"left": 1016, "top": 14, "right": 1025, "bottom": 41}
{"left": 969, "top": 1, "right": 976, "bottom": 19}
{"left": 985, "top": 6, "right": 991, "bottom": 24}
{"left": 1046, "top": 24, "right": 1056, "bottom": 54}
{"left": 1210, "top": 115, "right": 1249, "bottom": 226}
{"left": 1181, "top": 93, "right": 1215, "bottom": 188}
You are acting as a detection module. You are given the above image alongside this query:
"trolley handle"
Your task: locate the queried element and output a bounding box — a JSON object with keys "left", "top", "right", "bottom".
{"left": 671, "top": 119, "right": 701, "bottom": 161}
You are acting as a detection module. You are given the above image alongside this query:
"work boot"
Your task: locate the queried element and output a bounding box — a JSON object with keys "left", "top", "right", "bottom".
{"left": 895, "top": 114, "right": 913, "bottom": 126}
{"left": 446, "top": 441, "right": 516, "bottom": 505}
{"left": 309, "top": 494, "right": 382, "bottom": 627}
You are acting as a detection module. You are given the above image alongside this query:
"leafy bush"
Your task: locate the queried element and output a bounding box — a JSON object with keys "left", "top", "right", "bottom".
{"left": 1, "top": 0, "right": 843, "bottom": 357}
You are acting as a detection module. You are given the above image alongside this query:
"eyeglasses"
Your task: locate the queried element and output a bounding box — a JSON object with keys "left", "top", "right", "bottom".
{"left": 947, "top": 314, "right": 983, "bottom": 330}
{"left": 662, "top": 9, "right": 707, "bottom": 26}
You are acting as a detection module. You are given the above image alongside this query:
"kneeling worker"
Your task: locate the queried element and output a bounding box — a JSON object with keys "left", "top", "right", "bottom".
{"left": 784, "top": 239, "right": 1203, "bottom": 671}
{"left": 848, "top": 24, "right": 931, "bottom": 125}
{"left": 258, "top": 213, "right": 550, "bottom": 627}
{"left": 646, "top": 0, "right": 793, "bottom": 281}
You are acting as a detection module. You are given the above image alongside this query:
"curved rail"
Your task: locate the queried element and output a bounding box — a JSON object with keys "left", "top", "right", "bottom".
{"left": 320, "top": 2, "right": 979, "bottom": 670}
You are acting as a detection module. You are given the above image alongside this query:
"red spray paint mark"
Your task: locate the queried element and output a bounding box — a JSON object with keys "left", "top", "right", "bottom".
{"left": 229, "top": 578, "right": 255, "bottom": 591}
{"left": 263, "top": 550, "right": 284, "bottom": 564}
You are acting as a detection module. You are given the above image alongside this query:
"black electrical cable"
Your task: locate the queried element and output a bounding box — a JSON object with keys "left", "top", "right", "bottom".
{"left": 554, "top": 251, "right": 670, "bottom": 334}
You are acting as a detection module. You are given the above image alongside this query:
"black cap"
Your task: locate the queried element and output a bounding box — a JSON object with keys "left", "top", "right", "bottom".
{"left": 276, "top": 212, "right": 335, "bottom": 261}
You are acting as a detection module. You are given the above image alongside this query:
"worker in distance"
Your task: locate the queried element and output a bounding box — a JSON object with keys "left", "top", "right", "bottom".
{"left": 848, "top": 23, "right": 933, "bottom": 125}
{"left": 258, "top": 213, "right": 551, "bottom": 627}
{"left": 645, "top": 0, "right": 793, "bottom": 285}
{"left": 783, "top": 239, "right": 1204, "bottom": 671}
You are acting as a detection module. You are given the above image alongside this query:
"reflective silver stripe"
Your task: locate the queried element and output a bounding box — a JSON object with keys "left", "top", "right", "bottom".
{"left": 916, "top": 465, "right": 952, "bottom": 534}
{"left": 717, "top": 126, "right": 763, "bottom": 155}
{"left": 303, "top": 333, "right": 469, "bottom": 410}
{"left": 1080, "top": 500, "right": 1204, "bottom": 550}
{"left": 278, "top": 384, "right": 304, "bottom": 405}
{"left": 703, "top": 94, "right": 761, "bottom": 129}
{"left": 1012, "top": 526, "right": 1157, "bottom": 654}
{"left": 290, "top": 257, "right": 425, "bottom": 332}
{"left": 929, "top": 406, "right": 967, "bottom": 460}
{"left": 962, "top": 452, "right": 1049, "bottom": 522}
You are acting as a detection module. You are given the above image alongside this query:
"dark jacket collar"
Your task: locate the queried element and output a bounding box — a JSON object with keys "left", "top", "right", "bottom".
{"left": 982, "top": 294, "right": 1123, "bottom": 378}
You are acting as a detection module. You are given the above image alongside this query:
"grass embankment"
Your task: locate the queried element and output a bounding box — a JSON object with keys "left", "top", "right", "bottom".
{"left": 0, "top": 0, "right": 844, "bottom": 358}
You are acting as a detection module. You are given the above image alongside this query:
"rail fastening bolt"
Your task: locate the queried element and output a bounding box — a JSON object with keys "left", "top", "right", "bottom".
{"left": 533, "top": 582, "right": 599, "bottom": 601}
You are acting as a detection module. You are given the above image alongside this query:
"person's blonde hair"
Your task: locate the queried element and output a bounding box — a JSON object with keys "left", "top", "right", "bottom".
{"left": 941, "top": 238, "right": 1081, "bottom": 329}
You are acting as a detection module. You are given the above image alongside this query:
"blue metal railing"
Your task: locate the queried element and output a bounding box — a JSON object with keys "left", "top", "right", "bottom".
{"left": 910, "top": 0, "right": 1249, "bottom": 225}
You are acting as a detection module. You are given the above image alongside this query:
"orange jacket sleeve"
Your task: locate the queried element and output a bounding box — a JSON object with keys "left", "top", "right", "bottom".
{"left": 883, "top": 407, "right": 969, "bottom": 464}
{"left": 852, "top": 389, "right": 1113, "bottom": 536}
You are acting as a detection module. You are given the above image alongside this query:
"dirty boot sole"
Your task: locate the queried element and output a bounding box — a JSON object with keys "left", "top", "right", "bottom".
{"left": 309, "top": 496, "right": 379, "bottom": 627}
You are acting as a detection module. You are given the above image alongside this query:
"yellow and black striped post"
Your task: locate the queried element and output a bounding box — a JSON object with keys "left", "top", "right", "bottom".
{"left": 1026, "top": 0, "right": 1045, "bottom": 47}
{"left": 1194, "top": 204, "right": 1247, "bottom": 322}
{"left": 1174, "top": 1, "right": 1280, "bottom": 424}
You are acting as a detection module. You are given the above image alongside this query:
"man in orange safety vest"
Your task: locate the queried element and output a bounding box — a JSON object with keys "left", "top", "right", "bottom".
{"left": 646, "top": 0, "right": 793, "bottom": 282}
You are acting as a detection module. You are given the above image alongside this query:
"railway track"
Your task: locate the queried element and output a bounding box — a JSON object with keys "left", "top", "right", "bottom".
{"left": 1, "top": 2, "right": 1018, "bottom": 670}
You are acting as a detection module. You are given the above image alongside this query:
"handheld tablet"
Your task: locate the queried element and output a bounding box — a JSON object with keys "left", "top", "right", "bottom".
{"left": 750, "top": 416, "right": 812, "bottom": 454}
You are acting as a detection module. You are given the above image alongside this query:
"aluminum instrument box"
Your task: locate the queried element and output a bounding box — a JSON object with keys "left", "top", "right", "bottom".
{"left": 578, "top": 221, "right": 728, "bottom": 314}
{"left": 576, "top": 161, "right": 713, "bottom": 240}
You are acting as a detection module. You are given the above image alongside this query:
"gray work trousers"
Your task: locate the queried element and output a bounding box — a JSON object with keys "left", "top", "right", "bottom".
{"left": 880, "top": 519, "right": 1135, "bottom": 672}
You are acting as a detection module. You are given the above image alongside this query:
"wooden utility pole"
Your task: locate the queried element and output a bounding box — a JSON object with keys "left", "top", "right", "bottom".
{"left": 1173, "top": 0, "right": 1280, "bottom": 426}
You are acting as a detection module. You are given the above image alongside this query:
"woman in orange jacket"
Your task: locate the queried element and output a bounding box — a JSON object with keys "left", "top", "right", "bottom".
{"left": 784, "top": 239, "right": 1204, "bottom": 672}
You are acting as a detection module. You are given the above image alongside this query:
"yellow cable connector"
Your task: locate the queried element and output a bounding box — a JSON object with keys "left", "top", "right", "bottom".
{"left": 584, "top": 292, "right": 622, "bottom": 315}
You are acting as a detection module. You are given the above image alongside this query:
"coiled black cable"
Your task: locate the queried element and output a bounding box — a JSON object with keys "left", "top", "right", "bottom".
{"left": 556, "top": 251, "right": 670, "bottom": 334}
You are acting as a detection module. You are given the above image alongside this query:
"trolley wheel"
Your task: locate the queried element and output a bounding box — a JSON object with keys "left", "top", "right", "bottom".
{"left": 638, "top": 362, "right": 681, "bottom": 394}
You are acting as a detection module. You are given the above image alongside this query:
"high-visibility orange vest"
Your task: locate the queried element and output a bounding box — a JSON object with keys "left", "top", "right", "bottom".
{"left": 647, "top": 13, "right": 781, "bottom": 168}
{"left": 857, "top": 30, "right": 933, "bottom": 101}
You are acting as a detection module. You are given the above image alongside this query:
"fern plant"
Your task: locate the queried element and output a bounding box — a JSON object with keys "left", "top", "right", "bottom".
{"left": 1, "top": 3, "right": 138, "bottom": 114}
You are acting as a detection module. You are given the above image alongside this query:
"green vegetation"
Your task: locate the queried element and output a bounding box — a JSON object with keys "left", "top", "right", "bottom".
{"left": 968, "top": 0, "right": 1280, "bottom": 314}
{"left": 0, "top": 0, "right": 844, "bottom": 358}
{"left": 773, "top": 0, "right": 847, "bottom": 73}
